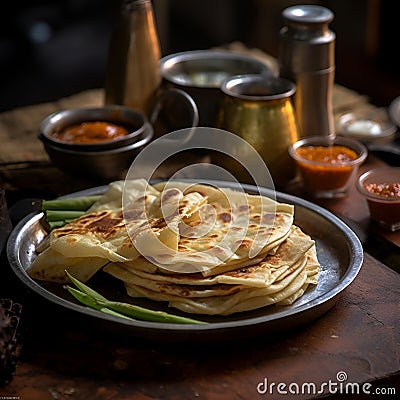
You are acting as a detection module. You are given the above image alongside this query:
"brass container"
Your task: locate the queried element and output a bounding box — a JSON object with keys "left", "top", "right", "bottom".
{"left": 216, "top": 74, "right": 299, "bottom": 187}
{"left": 104, "top": 0, "right": 162, "bottom": 117}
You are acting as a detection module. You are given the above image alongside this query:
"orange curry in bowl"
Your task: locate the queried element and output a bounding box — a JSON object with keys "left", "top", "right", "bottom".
{"left": 294, "top": 145, "right": 358, "bottom": 191}
{"left": 50, "top": 121, "right": 130, "bottom": 144}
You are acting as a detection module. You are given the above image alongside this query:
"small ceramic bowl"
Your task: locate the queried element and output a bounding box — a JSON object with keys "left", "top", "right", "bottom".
{"left": 289, "top": 135, "right": 368, "bottom": 198}
{"left": 39, "top": 105, "right": 153, "bottom": 181}
{"left": 336, "top": 109, "right": 397, "bottom": 144}
{"left": 357, "top": 167, "right": 400, "bottom": 231}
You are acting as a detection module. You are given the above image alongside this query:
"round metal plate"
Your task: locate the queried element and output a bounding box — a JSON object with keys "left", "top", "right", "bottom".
{"left": 6, "top": 181, "right": 363, "bottom": 342}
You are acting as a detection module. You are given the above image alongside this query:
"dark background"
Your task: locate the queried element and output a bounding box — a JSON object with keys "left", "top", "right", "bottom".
{"left": 0, "top": 0, "right": 399, "bottom": 113}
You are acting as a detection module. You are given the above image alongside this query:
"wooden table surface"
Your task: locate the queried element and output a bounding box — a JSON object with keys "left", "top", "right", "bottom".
{"left": 0, "top": 86, "right": 399, "bottom": 399}
{"left": 0, "top": 252, "right": 398, "bottom": 400}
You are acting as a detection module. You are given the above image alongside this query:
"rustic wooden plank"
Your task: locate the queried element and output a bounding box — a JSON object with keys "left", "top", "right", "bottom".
{"left": 2, "top": 253, "right": 399, "bottom": 399}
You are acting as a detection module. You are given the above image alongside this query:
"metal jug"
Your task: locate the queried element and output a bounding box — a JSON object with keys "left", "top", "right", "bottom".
{"left": 104, "top": 0, "right": 162, "bottom": 117}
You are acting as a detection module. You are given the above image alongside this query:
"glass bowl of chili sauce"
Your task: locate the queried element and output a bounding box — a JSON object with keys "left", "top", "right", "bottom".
{"left": 289, "top": 135, "right": 368, "bottom": 198}
{"left": 357, "top": 167, "right": 400, "bottom": 231}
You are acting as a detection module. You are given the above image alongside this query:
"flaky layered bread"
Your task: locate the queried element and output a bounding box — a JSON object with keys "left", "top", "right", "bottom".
{"left": 28, "top": 179, "right": 321, "bottom": 315}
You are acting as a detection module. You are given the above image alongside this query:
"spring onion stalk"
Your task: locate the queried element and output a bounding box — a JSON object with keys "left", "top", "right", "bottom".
{"left": 66, "top": 286, "right": 132, "bottom": 320}
{"left": 41, "top": 195, "right": 101, "bottom": 211}
{"left": 66, "top": 270, "right": 109, "bottom": 302}
{"left": 48, "top": 218, "right": 87, "bottom": 230}
{"left": 41, "top": 195, "right": 101, "bottom": 229}
{"left": 65, "top": 271, "right": 207, "bottom": 325}
{"left": 45, "top": 210, "right": 86, "bottom": 222}
{"left": 48, "top": 221, "right": 67, "bottom": 230}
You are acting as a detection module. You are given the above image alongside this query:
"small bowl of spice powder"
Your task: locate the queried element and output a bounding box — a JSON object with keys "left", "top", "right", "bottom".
{"left": 357, "top": 167, "right": 400, "bottom": 231}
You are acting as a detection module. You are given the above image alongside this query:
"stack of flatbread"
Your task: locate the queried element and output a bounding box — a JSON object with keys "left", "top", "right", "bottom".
{"left": 28, "top": 179, "right": 320, "bottom": 315}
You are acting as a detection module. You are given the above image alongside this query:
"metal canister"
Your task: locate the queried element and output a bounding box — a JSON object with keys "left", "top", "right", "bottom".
{"left": 278, "top": 4, "right": 336, "bottom": 138}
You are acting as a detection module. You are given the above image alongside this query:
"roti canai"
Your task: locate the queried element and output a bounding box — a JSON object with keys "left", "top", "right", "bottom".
{"left": 27, "top": 179, "right": 321, "bottom": 316}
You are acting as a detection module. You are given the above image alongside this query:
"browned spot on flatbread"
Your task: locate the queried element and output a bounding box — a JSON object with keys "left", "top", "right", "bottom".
{"left": 162, "top": 188, "right": 181, "bottom": 202}
{"left": 262, "top": 213, "right": 276, "bottom": 224}
{"left": 217, "top": 211, "right": 232, "bottom": 223}
{"left": 235, "top": 239, "right": 253, "bottom": 251}
{"left": 156, "top": 282, "right": 241, "bottom": 297}
{"left": 149, "top": 218, "right": 167, "bottom": 230}
{"left": 238, "top": 204, "right": 252, "bottom": 212}
{"left": 54, "top": 210, "right": 124, "bottom": 238}
{"left": 87, "top": 216, "right": 123, "bottom": 235}
{"left": 124, "top": 208, "right": 146, "bottom": 221}
{"left": 222, "top": 266, "right": 255, "bottom": 278}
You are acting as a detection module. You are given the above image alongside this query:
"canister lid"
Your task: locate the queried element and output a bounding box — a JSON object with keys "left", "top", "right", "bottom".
{"left": 279, "top": 4, "right": 335, "bottom": 71}
{"left": 282, "top": 5, "right": 334, "bottom": 25}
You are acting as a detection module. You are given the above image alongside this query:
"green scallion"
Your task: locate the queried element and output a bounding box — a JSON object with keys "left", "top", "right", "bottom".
{"left": 65, "top": 270, "right": 207, "bottom": 325}
{"left": 41, "top": 195, "right": 101, "bottom": 211}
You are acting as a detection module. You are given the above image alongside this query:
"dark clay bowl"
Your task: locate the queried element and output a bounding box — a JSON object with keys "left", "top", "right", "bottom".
{"left": 39, "top": 105, "right": 153, "bottom": 180}
{"left": 39, "top": 105, "right": 151, "bottom": 151}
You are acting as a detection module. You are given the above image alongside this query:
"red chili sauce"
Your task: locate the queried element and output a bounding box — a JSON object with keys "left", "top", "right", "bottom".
{"left": 295, "top": 145, "right": 358, "bottom": 191}
{"left": 51, "top": 121, "right": 129, "bottom": 144}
